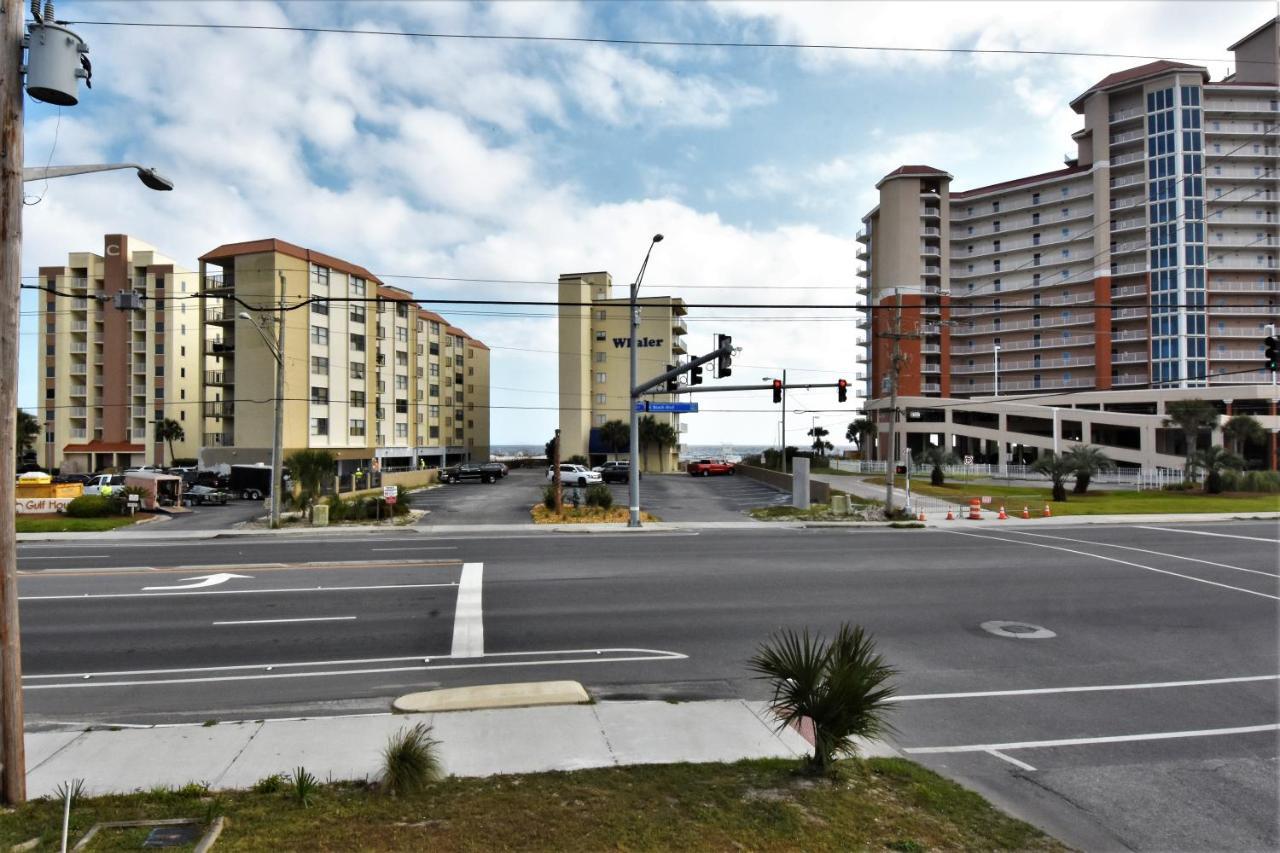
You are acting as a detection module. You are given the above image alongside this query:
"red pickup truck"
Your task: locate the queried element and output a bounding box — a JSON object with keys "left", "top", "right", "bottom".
{"left": 687, "top": 459, "right": 736, "bottom": 477}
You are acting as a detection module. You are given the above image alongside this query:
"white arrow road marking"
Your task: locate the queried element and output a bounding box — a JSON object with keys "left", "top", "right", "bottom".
{"left": 451, "top": 562, "right": 484, "bottom": 658}
{"left": 142, "top": 572, "right": 253, "bottom": 591}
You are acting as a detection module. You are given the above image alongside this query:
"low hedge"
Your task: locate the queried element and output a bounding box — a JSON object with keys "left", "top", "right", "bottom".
{"left": 65, "top": 495, "right": 116, "bottom": 518}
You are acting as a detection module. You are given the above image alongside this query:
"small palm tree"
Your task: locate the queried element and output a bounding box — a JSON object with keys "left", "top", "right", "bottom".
{"left": 749, "top": 624, "right": 897, "bottom": 774}
{"left": 599, "top": 419, "right": 630, "bottom": 458}
{"left": 284, "top": 449, "right": 336, "bottom": 517}
{"left": 1065, "top": 444, "right": 1115, "bottom": 495}
{"left": 15, "top": 409, "right": 40, "bottom": 457}
{"left": 640, "top": 416, "right": 677, "bottom": 471}
{"left": 920, "top": 446, "right": 959, "bottom": 486}
{"left": 153, "top": 418, "right": 186, "bottom": 465}
{"left": 1032, "top": 450, "right": 1076, "bottom": 502}
{"left": 1193, "top": 445, "right": 1244, "bottom": 494}
{"left": 1163, "top": 399, "right": 1220, "bottom": 480}
{"left": 846, "top": 417, "right": 877, "bottom": 458}
{"left": 807, "top": 426, "right": 833, "bottom": 457}
{"left": 1223, "top": 414, "right": 1265, "bottom": 461}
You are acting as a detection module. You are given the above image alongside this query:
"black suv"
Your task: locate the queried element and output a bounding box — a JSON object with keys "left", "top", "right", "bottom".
{"left": 597, "top": 461, "right": 634, "bottom": 484}
{"left": 442, "top": 463, "right": 498, "bottom": 484}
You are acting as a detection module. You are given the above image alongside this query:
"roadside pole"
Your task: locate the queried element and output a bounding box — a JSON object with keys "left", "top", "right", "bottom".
{"left": 0, "top": 0, "right": 25, "bottom": 803}
{"left": 269, "top": 282, "right": 286, "bottom": 529}
{"left": 883, "top": 291, "right": 902, "bottom": 515}
{"left": 553, "top": 428, "right": 562, "bottom": 513}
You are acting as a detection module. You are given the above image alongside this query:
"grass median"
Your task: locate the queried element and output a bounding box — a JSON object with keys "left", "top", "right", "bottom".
{"left": 0, "top": 759, "right": 1064, "bottom": 852}
{"left": 866, "top": 477, "right": 1280, "bottom": 515}
{"left": 15, "top": 514, "right": 142, "bottom": 533}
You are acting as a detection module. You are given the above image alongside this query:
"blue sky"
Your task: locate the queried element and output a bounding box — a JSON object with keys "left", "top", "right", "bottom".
{"left": 19, "top": 0, "right": 1269, "bottom": 447}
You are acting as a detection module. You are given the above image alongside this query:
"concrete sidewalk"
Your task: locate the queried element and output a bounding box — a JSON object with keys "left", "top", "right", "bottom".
{"left": 22, "top": 700, "right": 895, "bottom": 797}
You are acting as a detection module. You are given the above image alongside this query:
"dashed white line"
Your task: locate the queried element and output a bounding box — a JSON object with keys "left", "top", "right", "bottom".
{"left": 451, "top": 562, "right": 484, "bottom": 658}
{"left": 19, "top": 582, "right": 457, "bottom": 601}
{"left": 213, "top": 616, "right": 357, "bottom": 626}
{"left": 370, "top": 547, "right": 459, "bottom": 552}
{"left": 1135, "top": 526, "right": 1280, "bottom": 543}
{"left": 20, "top": 555, "right": 108, "bottom": 560}
{"left": 904, "top": 723, "right": 1280, "bottom": 756}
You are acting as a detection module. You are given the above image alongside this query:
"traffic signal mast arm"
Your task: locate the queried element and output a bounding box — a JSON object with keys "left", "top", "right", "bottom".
{"left": 644, "top": 381, "right": 850, "bottom": 395}
{"left": 632, "top": 340, "right": 734, "bottom": 397}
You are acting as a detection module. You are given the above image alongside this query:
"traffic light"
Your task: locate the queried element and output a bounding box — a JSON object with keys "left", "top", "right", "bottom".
{"left": 837, "top": 378, "right": 848, "bottom": 403}
{"left": 665, "top": 364, "right": 679, "bottom": 393}
{"left": 1266, "top": 335, "right": 1279, "bottom": 372}
{"left": 717, "top": 334, "right": 733, "bottom": 378}
{"left": 691, "top": 363, "right": 704, "bottom": 385}
{"left": 772, "top": 379, "right": 782, "bottom": 404}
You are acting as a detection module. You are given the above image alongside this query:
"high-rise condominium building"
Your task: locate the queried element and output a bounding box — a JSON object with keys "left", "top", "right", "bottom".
{"left": 37, "top": 235, "right": 200, "bottom": 472}
{"left": 856, "top": 18, "right": 1279, "bottom": 470}
{"left": 558, "top": 271, "right": 688, "bottom": 471}
{"left": 197, "top": 239, "right": 490, "bottom": 477}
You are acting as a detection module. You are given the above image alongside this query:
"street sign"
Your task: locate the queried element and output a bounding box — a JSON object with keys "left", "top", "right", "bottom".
{"left": 634, "top": 401, "right": 699, "bottom": 413}
{"left": 383, "top": 485, "right": 397, "bottom": 499}
{"left": 963, "top": 455, "right": 974, "bottom": 465}
{"left": 981, "top": 496, "right": 992, "bottom": 505}
{"left": 385, "top": 496, "right": 397, "bottom": 506}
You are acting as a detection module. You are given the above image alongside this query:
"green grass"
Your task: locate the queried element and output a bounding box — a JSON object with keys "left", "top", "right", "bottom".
{"left": 15, "top": 515, "right": 140, "bottom": 533}
{"left": 0, "top": 759, "right": 1064, "bottom": 852}
{"left": 867, "top": 477, "right": 1280, "bottom": 515}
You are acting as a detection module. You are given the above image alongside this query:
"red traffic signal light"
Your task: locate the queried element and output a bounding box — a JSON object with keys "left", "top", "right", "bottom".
{"left": 837, "top": 378, "right": 848, "bottom": 403}
{"left": 772, "top": 379, "right": 782, "bottom": 404}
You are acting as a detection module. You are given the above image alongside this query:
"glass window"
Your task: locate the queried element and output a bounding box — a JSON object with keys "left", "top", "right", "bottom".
{"left": 310, "top": 356, "right": 328, "bottom": 374}
{"left": 350, "top": 361, "right": 365, "bottom": 380}
{"left": 310, "top": 386, "right": 328, "bottom": 405}
{"left": 350, "top": 391, "right": 365, "bottom": 407}
{"left": 310, "top": 325, "right": 328, "bottom": 346}
{"left": 349, "top": 419, "right": 365, "bottom": 436}
{"left": 310, "top": 417, "right": 328, "bottom": 436}
{"left": 350, "top": 333, "right": 365, "bottom": 351}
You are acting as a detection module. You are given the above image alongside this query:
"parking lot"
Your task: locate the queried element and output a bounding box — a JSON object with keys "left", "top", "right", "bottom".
{"left": 408, "top": 467, "right": 790, "bottom": 525}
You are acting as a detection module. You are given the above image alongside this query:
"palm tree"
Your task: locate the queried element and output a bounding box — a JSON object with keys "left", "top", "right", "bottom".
{"left": 15, "top": 409, "right": 39, "bottom": 457}
{"left": 845, "top": 417, "right": 876, "bottom": 459}
{"left": 1223, "top": 414, "right": 1265, "bottom": 462}
{"left": 598, "top": 419, "right": 630, "bottom": 458}
{"left": 1065, "top": 444, "right": 1115, "bottom": 495}
{"left": 807, "top": 425, "right": 833, "bottom": 457}
{"left": 1192, "top": 445, "right": 1244, "bottom": 494}
{"left": 153, "top": 418, "right": 185, "bottom": 465}
{"left": 1032, "top": 450, "right": 1076, "bottom": 502}
{"left": 1163, "top": 399, "right": 1220, "bottom": 480}
{"left": 544, "top": 435, "right": 558, "bottom": 462}
{"left": 920, "top": 446, "right": 959, "bottom": 486}
{"left": 650, "top": 420, "right": 678, "bottom": 470}
{"left": 284, "top": 449, "right": 336, "bottom": 517}
{"left": 749, "top": 624, "right": 897, "bottom": 774}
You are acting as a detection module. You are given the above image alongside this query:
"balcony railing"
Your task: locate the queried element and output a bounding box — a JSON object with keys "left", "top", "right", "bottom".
{"left": 1209, "top": 371, "right": 1274, "bottom": 383}
{"left": 1111, "top": 216, "right": 1145, "bottom": 232}
{"left": 921, "top": 206, "right": 941, "bottom": 218}
{"left": 952, "top": 314, "right": 1094, "bottom": 335}
{"left": 202, "top": 432, "right": 228, "bottom": 447}
{"left": 1111, "top": 285, "right": 1147, "bottom": 298}
{"left": 1207, "top": 305, "right": 1278, "bottom": 315}
{"left": 205, "top": 307, "right": 234, "bottom": 323}
{"left": 959, "top": 335, "right": 1095, "bottom": 355}
{"left": 1109, "top": 129, "right": 1144, "bottom": 145}
{"left": 70, "top": 385, "right": 86, "bottom": 396}
{"left": 1212, "top": 350, "right": 1267, "bottom": 360}
{"left": 1109, "top": 106, "right": 1143, "bottom": 123}
{"left": 856, "top": 229, "right": 868, "bottom": 243}
{"left": 967, "top": 378, "right": 1095, "bottom": 393}
{"left": 70, "top": 298, "right": 89, "bottom": 310}
{"left": 205, "top": 370, "right": 232, "bottom": 385}
{"left": 1208, "top": 192, "right": 1279, "bottom": 204}
{"left": 1208, "top": 258, "right": 1279, "bottom": 270}
{"left": 69, "top": 428, "right": 87, "bottom": 439}
{"left": 1112, "top": 329, "right": 1149, "bottom": 341}
{"left": 1203, "top": 100, "right": 1279, "bottom": 114}
{"left": 204, "top": 401, "right": 234, "bottom": 418}
{"left": 1111, "top": 374, "right": 1148, "bottom": 386}
{"left": 203, "top": 276, "right": 233, "bottom": 292}
{"left": 1209, "top": 280, "right": 1280, "bottom": 293}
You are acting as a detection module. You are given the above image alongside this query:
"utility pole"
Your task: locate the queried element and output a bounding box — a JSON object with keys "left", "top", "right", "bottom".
{"left": 552, "top": 427, "right": 562, "bottom": 513}
{"left": 781, "top": 368, "right": 787, "bottom": 473}
{"left": 881, "top": 292, "right": 904, "bottom": 514}
{"left": 0, "top": 0, "right": 26, "bottom": 804}
{"left": 269, "top": 279, "right": 286, "bottom": 529}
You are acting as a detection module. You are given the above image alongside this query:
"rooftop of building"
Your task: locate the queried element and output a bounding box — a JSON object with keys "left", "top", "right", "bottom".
{"left": 950, "top": 162, "right": 1092, "bottom": 201}
{"left": 874, "top": 164, "right": 953, "bottom": 189}
{"left": 199, "top": 238, "right": 384, "bottom": 286}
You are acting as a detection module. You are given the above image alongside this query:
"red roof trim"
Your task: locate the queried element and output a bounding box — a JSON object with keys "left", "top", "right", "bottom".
{"left": 198, "top": 239, "right": 384, "bottom": 286}
{"left": 950, "top": 164, "right": 1091, "bottom": 200}
{"left": 875, "top": 164, "right": 952, "bottom": 189}
{"left": 1070, "top": 60, "right": 1208, "bottom": 112}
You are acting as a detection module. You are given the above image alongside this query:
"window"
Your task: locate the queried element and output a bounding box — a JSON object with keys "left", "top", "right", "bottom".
{"left": 349, "top": 419, "right": 366, "bottom": 436}
{"left": 311, "top": 356, "right": 329, "bottom": 374}
{"left": 395, "top": 375, "right": 408, "bottom": 391}
{"left": 429, "top": 363, "right": 439, "bottom": 377}
{"left": 395, "top": 423, "right": 408, "bottom": 439}
{"left": 310, "top": 265, "right": 330, "bottom": 291}
{"left": 350, "top": 361, "right": 365, "bottom": 380}
{"left": 350, "top": 391, "right": 365, "bottom": 407}
{"left": 1032, "top": 212, "right": 1040, "bottom": 225}
{"left": 595, "top": 330, "right": 606, "bottom": 341}
{"left": 430, "top": 341, "right": 440, "bottom": 355}
{"left": 595, "top": 352, "right": 607, "bottom": 363}
{"left": 311, "top": 386, "right": 328, "bottom": 405}
{"left": 395, "top": 351, "right": 409, "bottom": 367}
{"left": 595, "top": 310, "right": 607, "bottom": 320}
{"left": 1033, "top": 253, "right": 1041, "bottom": 266}
{"left": 1061, "top": 187, "right": 1069, "bottom": 198}
{"left": 596, "top": 393, "right": 608, "bottom": 404}
{"left": 350, "top": 305, "right": 365, "bottom": 324}
{"left": 993, "top": 220, "right": 1001, "bottom": 232}
{"left": 430, "top": 426, "right": 439, "bottom": 439}
{"left": 395, "top": 326, "right": 408, "bottom": 343}
{"left": 595, "top": 371, "right": 607, "bottom": 384}
{"left": 350, "top": 333, "right": 365, "bottom": 351}
{"left": 310, "top": 325, "right": 328, "bottom": 346}
{"left": 311, "top": 301, "right": 329, "bottom": 316}
{"left": 992, "top": 201, "right": 1000, "bottom": 213}
{"left": 430, "top": 384, "right": 440, "bottom": 397}
{"left": 429, "top": 405, "right": 439, "bottom": 418}
{"left": 310, "top": 417, "right": 329, "bottom": 436}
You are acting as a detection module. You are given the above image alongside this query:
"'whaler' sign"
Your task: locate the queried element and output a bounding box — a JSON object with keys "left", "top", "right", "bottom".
{"left": 612, "top": 337, "right": 664, "bottom": 348}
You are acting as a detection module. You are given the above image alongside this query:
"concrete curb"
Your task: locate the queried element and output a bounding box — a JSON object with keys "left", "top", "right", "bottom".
{"left": 393, "top": 680, "right": 591, "bottom": 713}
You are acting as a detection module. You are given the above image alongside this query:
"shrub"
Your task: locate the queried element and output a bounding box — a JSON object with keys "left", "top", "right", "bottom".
{"left": 379, "top": 722, "right": 442, "bottom": 796}
{"left": 1162, "top": 481, "right": 1197, "bottom": 491}
{"left": 1242, "top": 470, "right": 1280, "bottom": 493}
{"left": 584, "top": 483, "right": 613, "bottom": 509}
{"left": 252, "top": 773, "right": 285, "bottom": 794}
{"left": 392, "top": 485, "right": 410, "bottom": 516}
{"left": 325, "top": 494, "right": 348, "bottom": 522}
{"left": 289, "top": 766, "right": 319, "bottom": 807}
{"left": 65, "top": 495, "right": 115, "bottom": 518}
{"left": 112, "top": 485, "right": 150, "bottom": 513}
{"left": 566, "top": 454, "right": 589, "bottom": 466}
{"left": 542, "top": 483, "right": 558, "bottom": 510}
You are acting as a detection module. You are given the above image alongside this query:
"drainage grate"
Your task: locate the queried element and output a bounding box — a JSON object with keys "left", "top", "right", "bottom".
{"left": 980, "top": 620, "right": 1057, "bottom": 639}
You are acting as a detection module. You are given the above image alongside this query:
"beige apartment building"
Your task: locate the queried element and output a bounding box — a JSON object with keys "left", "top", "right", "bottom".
{"left": 37, "top": 235, "right": 200, "bottom": 472}
{"left": 856, "top": 18, "right": 1279, "bottom": 470}
{"left": 195, "top": 238, "right": 490, "bottom": 476}
{"left": 558, "top": 271, "right": 688, "bottom": 471}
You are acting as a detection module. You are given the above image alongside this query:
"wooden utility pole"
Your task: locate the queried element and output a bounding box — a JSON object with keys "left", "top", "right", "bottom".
{"left": 0, "top": 0, "right": 27, "bottom": 804}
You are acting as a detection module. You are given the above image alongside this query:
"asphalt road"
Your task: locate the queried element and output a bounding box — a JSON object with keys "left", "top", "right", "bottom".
{"left": 15, "top": 520, "right": 1280, "bottom": 850}
{"left": 409, "top": 468, "right": 789, "bottom": 525}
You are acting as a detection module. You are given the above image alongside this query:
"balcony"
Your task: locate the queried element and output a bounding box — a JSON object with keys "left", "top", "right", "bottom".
{"left": 1111, "top": 151, "right": 1145, "bottom": 167}
{"left": 673, "top": 336, "right": 687, "bottom": 354}
{"left": 920, "top": 206, "right": 941, "bottom": 219}
{"left": 1112, "top": 329, "right": 1148, "bottom": 341}
{"left": 1207, "top": 257, "right": 1278, "bottom": 270}
{"left": 1111, "top": 216, "right": 1145, "bottom": 233}
{"left": 1111, "top": 351, "right": 1148, "bottom": 364}
{"left": 1111, "top": 239, "right": 1146, "bottom": 256}
{"left": 204, "top": 401, "right": 234, "bottom": 418}
{"left": 952, "top": 314, "right": 1094, "bottom": 335}
{"left": 1109, "top": 129, "right": 1144, "bottom": 146}
{"left": 1112, "top": 374, "right": 1148, "bottom": 386}
{"left": 856, "top": 268, "right": 869, "bottom": 278}
{"left": 205, "top": 307, "right": 234, "bottom": 323}
{"left": 962, "top": 337, "right": 1095, "bottom": 355}
{"left": 131, "top": 406, "right": 147, "bottom": 419}
{"left": 1209, "top": 191, "right": 1278, "bottom": 205}
{"left": 856, "top": 229, "right": 868, "bottom": 243}
{"left": 130, "top": 429, "right": 148, "bottom": 442}
{"left": 921, "top": 364, "right": 942, "bottom": 374}
{"left": 1203, "top": 100, "right": 1278, "bottom": 114}
{"left": 132, "top": 361, "right": 147, "bottom": 375}
{"left": 70, "top": 298, "right": 89, "bottom": 311}
{"left": 921, "top": 226, "right": 941, "bottom": 237}
{"left": 1111, "top": 262, "right": 1149, "bottom": 276}
{"left": 1109, "top": 106, "right": 1143, "bottom": 123}
{"left": 207, "top": 340, "right": 235, "bottom": 356}
{"left": 1209, "top": 211, "right": 1277, "bottom": 225}
{"left": 1212, "top": 236, "right": 1278, "bottom": 248}
{"left": 69, "top": 428, "right": 88, "bottom": 440}
{"left": 856, "top": 247, "right": 869, "bottom": 261}
{"left": 203, "top": 276, "right": 233, "bottom": 293}
{"left": 1113, "top": 307, "right": 1149, "bottom": 320}
{"left": 205, "top": 370, "right": 233, "bottom": 386}
{"left": 68, "top": 406, "right": 87, "bottom": 418}
{"left": 1110, "top": 285, "right": 1147, "bottom": 299}
{"left": 922, "top": 382, "right": 941, "bottom": 394}
{"left": 1212, "top": 350, "right": 1266, "bottom": 361}
{"left": 1109, "top": 195, "right": 1144, "bottom": 211}
{"left": 1210, "top": 371, "right": 1274, "bottom": 383}
{"left": 920, "top": 245, "right": 941, "bottom": 258}
{"left": 1109, "top": 174, "right": 1144, "bottom": 189}
{"left": 922, "top": 265, "right": 941, "bottom": 276}
{"left": 69, "top": 363, "right": 87, "bottom": 376}
{"left": 1209, "top": 280, "right": 1280, "bottom": 293}
{"left": 1210, "top": 326, "right": 1271, "bottom": 337}
{"left": 202, "top": 432, "right": 228, "bottom": 447}
{"left": 1205, "top": 147, "right": 1279, "bottom": 160}
{"left": 70, "top": 385, "right": 86, "bottom": 397}
{"left": 1207, "top": 305, "right": 1278, "bottom": 315}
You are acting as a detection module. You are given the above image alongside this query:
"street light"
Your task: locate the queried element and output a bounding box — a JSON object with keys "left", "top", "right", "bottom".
{"left": 23, "top": 163, "right": 174, "bottom": 190}
{"left": 239, "top": 296, "right": 286, "bottom": 529}
{"left": 762, "top": 370, "right": 787, "bottom": 471}
{"left": 628, "top": 233, "right": 663, "bottom": 529}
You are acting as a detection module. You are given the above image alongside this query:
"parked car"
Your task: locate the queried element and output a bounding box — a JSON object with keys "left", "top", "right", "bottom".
{"left": 182, "top": 484, "right": 230, "bottom": 506}
{"left": 442, "top": 463, "right": 499, "bottom": 484}
{"left": 84, "top": 474, "right": 125, "bottom": 496}
{"left": 596, "top": 461, "right": 635, "bottom": 484}
{"left": 547, "top": 464, "right": 603, "bottom": 486}
{"left": 480, "top": 462, "right": 508, "bottom": 480}
{"left": 52, "top": 473, "right": 92, "bottom": 485}
{"left": 687, "top": 459, "right": 736, "bottom": 477}
{"left": 123, "top": 465, "right": 161, "bottom": 474}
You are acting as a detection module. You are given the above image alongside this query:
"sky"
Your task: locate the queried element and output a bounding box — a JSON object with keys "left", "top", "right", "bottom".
{"left": 18, "top": 0, "right": 1270, "bottom": 448}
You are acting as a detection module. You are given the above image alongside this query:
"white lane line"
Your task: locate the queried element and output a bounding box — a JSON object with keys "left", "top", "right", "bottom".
{"left": 1136, "top": 525, "right": 1280, "bottom": 543}
{"left": 213, "top": 616, "right": 357, "bottom": 626}
{"left": 987, "top": 750, "right": 1036, "bottom": 771}
{"left": 942, "top": 529, "right": 1280, "bottom": 601}
{"left": 19, "top": 582, "right": 457, "bottom": 601}
{"left": 370, "top": 547, "right": 459, "bottom": 552}
{"left": 20, "top": 556, "right": 108, "bottom": 561}
{"left": 1004, "top": 531, "right": 1279, "bottom": 578}
{"left": 894, "top": 674, "right": 1280, "bottom": 702}
{"left": 450, "top": 562, "right": 484, "bottom": 659}
{"left": 23, "top": 647, "right": 688, "bottom": 689}
{"left": 904, "top": 723, "right": 1280, "bottom": 756}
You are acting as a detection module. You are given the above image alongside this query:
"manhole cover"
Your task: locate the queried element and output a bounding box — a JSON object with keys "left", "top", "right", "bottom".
{"left": 980, "top": 620, "right": 1056, "bottom": 639}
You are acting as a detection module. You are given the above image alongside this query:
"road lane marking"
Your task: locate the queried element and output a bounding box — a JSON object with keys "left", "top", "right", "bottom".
{"left": 904, "top": 723, "right": 1280, "bottom": 756}
{"left": 18, "top": 560, "right": 458, "bottom": 578}
{"left": 1135, "top": 526, "right": 1280, "bottom": 543}
{"left": 941, "top": 529, "right": 1280, "bottom": 601}
{"left": 1004, "top": 531, "right": 1279, "bottom": 578}
{"left": 213, "top": 616, "right": 357, "bottom": 626}
{"left": 370, "top": 547, "right": 459, "bottom": 552}
{"left": 451, "top": 562, "right": 484, "bottom": 658}
{"left": 143, "top": 572, "right": 252, "bottom": 591}
{"left": 894, "top": 674, "right": 1280, "bottom": 702}
{"left": 19, "top": 582, "right": 457, "bottom": 601}
{"left": 987, "top": 750, "right": 1036, "bottom": 771}
{"left": 23, "top": 647, "right": 688, "bottom": 689}
{"left": 19, "top": 556, "right": 108, "bottom": 560}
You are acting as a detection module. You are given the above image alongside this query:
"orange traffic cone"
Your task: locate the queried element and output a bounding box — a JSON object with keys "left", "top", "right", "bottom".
{"left": 997, "top": 505, "right": 1008, "bottom": 520}
{"left": 945, "top": 508, "right": 955, "bottom": 521}
{"left": 1021, "top": 506, "right": 1030, "bottom": 519}
{"left": 917, "top": 509, "right": 926, "bottom": 521}
{"left": 1043, "top": 504, "right": 1052, "bottom": 518}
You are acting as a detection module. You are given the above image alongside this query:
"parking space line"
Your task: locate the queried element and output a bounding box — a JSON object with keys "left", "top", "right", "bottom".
{"left": 1135, "top": 526, "right": 1279, "bottom": 543}
{"left": 987, "top": 750, "right": 1036, "bottom": 771}
{"left": 1005, "top": 531, "right": 1279, "bottom": 578}
{"left": 904, "top": 723, "right": 1280, "bottom": 756}
{"left": 942, "top": 529, "right": 1279, "bottom": 601}
{"left": 894, "top": 673, "right": 1279, "bottom": 702}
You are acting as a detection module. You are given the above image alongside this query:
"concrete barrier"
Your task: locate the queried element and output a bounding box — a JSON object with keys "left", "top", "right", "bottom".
{"left": 735, "top": 464, "right": 831, "bottom": 505}
{"left": 383, "top": 469, "right": 438, "bottom": 490}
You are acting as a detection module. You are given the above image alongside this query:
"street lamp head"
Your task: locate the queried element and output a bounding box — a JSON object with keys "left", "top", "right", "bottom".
{"left": 135, "top": 167, "right": 174, "bottom": 192}
{"left": 237, "top": 311, "right": 252, "bottom": 321}
{"left": 652, "top": 233, "right": 664, "bottom": 243}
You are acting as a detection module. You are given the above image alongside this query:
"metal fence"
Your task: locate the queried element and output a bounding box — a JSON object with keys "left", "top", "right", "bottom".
{"left": 829, "top": 458, "right": 1184, "bottom": 489}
